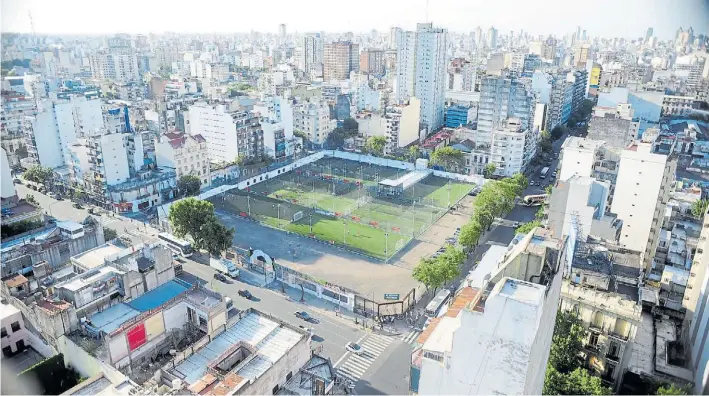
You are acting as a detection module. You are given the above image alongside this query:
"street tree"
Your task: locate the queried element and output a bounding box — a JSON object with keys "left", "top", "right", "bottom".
{"left": 551, "top": 125, "right": 567, "bottom": 140}
{"left": 24, "top": 165, "right": 53, "bottom": 184}
{"left": 104, "top": 227, "right": 118, "bottom": 240}
{"left": 430, "top": 147, "right": 464, "bottom": 172}
{"left": 516, "top": 220, "right": 542, "bottom": 234}
{"left": 691, "top": 199, "right": 709, "bottom": 219}
{"left": 365, "top": 136, "right": 387, "bottom": 156}
{"left": 25, "top": 194, "right": 39, "bottom": 206}
{"left": 412, "top": 258, "right": 444, "bottom": 295}
{"left": 539, "top": 130, "right": 553, "bottom": 153}
{"left": 168, "top": 198, "right": 217, "bottom": 242}
{"left": 234, "top": 155, "right": 248, "bottom": 166}
{"left": 408, "top": 145, "right": 420, "bottom": 161}
{"left": 483, "top": 163, "right": 496, "bottom": 178}
{"left": 545, "top": 184, "right": 554, "bottom": 196}
{"left": 177, "top": 175, "right": 202, "bottom": 197}
{"left": 459, "top": 221, "right": 483, "bottom": 249}
{"left": 342, "top": 117, "right": 359, "bottom": 133}
{"left": 195, "top": 219, "right": 234, "bottom": 257}
{"left": 437, "top": 245, "right": 465, "bottom": 285}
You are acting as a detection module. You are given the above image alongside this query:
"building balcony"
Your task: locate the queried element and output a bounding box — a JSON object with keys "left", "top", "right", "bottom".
{"left": 606, "top": 352, "right": 620, "bottom": 363}
{"left": 584, "top": 343, "right": 601, "bottom": 354}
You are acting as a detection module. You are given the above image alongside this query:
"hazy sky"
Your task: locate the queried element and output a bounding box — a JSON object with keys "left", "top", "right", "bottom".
{"left": 2, "top": 0, "right": 708, "bottom": 40}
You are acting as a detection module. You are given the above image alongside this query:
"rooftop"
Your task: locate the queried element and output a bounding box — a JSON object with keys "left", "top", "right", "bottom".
{"left": 71, "top": 243, "right": 125, "bottom": 271}
{"left": 3, "top": 274, "right": 28, "bottom": 288}
{"left": 171, "top": 310, "right": 306, "bottom": 387}
{"left": 127, "top": 279, "right": 191, "bottom": 312}
{"left": 87, "top": 303, "right": 140, "bottom": 334}
{"left": 0, "top": 301, "right": 21, "bottom": 320}
{"left": 278, "top": 355, "right": 338, "bottom": 395}
{"left": 60, "top": 266, "right": 125, "bottom": 292}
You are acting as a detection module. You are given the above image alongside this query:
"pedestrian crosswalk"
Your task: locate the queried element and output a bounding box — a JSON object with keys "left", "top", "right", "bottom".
{"left": 400, "top": 330, "right": 422, "bottom": 345}
{"left": 336, "top": 334, "right": 393, "bottom": 383}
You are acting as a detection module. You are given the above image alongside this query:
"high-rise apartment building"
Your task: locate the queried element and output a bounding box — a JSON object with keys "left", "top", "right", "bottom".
{"left": 545, "top": 73, "right": 573, "bottom": 131}
{"left": 323, "top": 41, "right": 359, "bottom": 82}
{"left": 302, "top": 33, "right": 324, "bottom": 76}
{"left": 393, "top": 23, "right": 447, "bottom": 132}
{"left": 187, "top": 103, "right": 264, "bottom": 163}
{"left": 278, "top": 24, "right": 287, "bottom": 42}
{"left": 573, "top": 44, "right": 591, "bottom": 68}
{"left": 687, "top": 208, "right": 709, "bottom": 394}
{"left": 447, "top": 58, "right": 476, "bottom": 91}
{"left": 414, "top": 23, "right": 447, "bottom": 132}
{"left": 293, "top": 101, "right": 335, "bottom": 145}
{"left": 610, "top": 142, "right": 675, "bottom": 269}
{"left": 478, "top": 72, "right": 536, "bottom": 143}
{"left": 359, "top": 49, "right": 385, "bottom": 76}
{"left": 25, "top": 96, "right": 104, "bottom": 169}
{"left": 645, "top": 27, "right": 654, "bottom": 42}
{"left": 487, "top": 26, "right": 498, "bottom": 49}
{"left": 394, "top": 29, "right": 417, "bottom": 103}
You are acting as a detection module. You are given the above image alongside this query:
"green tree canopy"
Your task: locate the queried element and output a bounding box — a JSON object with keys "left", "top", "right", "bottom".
{"left": 430, "top": 146, "right": 465, "bottom": 172}
{"left": 365, "top": 136, "right": 387, "bottom": 156}
{"left": 408, "top": 145, "right": 420, "bottom": 161}
{"left": 551, "top": 125, "right": 567, "bottom": 140}
{"left": 540, "top": 130, "right": 553, "bottom": 153}
{"left": 104, "top": 227, "right": 118, "bottom": 241}
{"left": 177, "top": 175, "right": 202, "bottom": 197}
{"left": 691, "top": 199, "right": 709, "bottom": 219}
{"left": 24, "top": 165, "right": 54, "bottom": 184}
{"left": 483, "top": 163, "right": 496, "bottom": 178}
{"left": 544, "top": 366, "right": 611, "bottom": 395}
{"left": 195, "top": 219, "right": 234, "bottom": 256}
{"left": 548, "top": 310, "right": 586, "bottom": 373}
{"left": 412, "top": 258, "right": 444, "bottom": 294}
{"left": 656, "top": 384, "right": 688, "bottom": 395}
{"left": 342, "top": 117, "right": 359, "bottom": 133}
{"left": 169, "top": 198, "right": 217, "bottom": 241}
{"left": 459, "top": 220, "right": 483, "bottom": 249}
{"left": 168, "top": 198, "right": 233, "bottom": 257}
{"left": 516, "top": 220, "right": 542, "bottom": 235}
{"left": 412, "top": 246, "right": 464, "bottom": 294}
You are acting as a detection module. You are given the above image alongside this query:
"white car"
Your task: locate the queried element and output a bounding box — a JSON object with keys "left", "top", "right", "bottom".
{"left": 346, "top": 342, "right": 364, "bottom": 355}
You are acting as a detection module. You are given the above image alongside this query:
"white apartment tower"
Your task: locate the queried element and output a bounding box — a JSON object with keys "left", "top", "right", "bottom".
{"left": 154, "top": 132, "right": 211, "bottom": 187}
{"left": 187, "top": 103, "right": 264, "bottom": 164}
{"left": 25, "top": 96, "right": 104, "bottom": 169}
{"left": 302, "top": 33, "right": 324, "bottom": 76}
{"left": 610, "top": 142, "right": 675, "bottom": 269}
{"left": 414, "top": 23, "right": 447, "bottom": 132}
{"left": 293, "top": 101, "right": 335, "bottom": 145}
{"left": 394, "top": 30, "right": 417, "bottom": 104}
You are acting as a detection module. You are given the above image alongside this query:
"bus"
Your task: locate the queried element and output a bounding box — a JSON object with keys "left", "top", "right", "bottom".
{"left": 523, "top": 194, "right": 548, "bottom": 206}
{"left": 425, "top": 289, "right": 452, "bottom": 317}
{"left": 540, "top": 167, "right": 550, "bottom": 179}
{"left": 158, "top": 233, "right": 194, "bottom": 257}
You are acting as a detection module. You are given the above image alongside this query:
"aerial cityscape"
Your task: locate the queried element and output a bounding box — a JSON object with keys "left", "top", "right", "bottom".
{"left": 1, "top": 0, "right": 708, "bottom": 395}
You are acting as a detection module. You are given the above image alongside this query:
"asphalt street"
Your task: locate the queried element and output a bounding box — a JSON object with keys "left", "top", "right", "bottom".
{"left": 177, "top": 257, "right": 368, "bottom": 362}
{"left": 14, "top": 184, "right": 152, "bottom": 237}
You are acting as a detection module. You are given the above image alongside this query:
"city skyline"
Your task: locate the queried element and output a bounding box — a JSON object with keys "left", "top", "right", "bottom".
{"left": 2, "top": 0, "right": 708, "bottom": 40}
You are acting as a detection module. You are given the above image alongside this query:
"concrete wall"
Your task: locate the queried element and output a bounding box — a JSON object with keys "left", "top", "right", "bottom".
{"left": 2, "top": 225, "right": 105, "bottom": 276}
{"left": 1, "top": 307, "right": 28, "bottom": 354}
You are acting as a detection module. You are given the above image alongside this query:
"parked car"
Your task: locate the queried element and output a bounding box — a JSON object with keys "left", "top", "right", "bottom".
{"left": 295, "top": 311, "right": 318, "bottom": 323}
{"left": 72, "top": 203, "right": 83, "bottom": 209}
{"left": 213, "top": 273, "right": 228, "bottom": 283}
{"left": 238, "top": 289, "right": 253, "bottom": 300}
{"left": 346, "top": 342, "right": 364, "bottom": 355}
{"left": 13, "top": 178, "right": 21, "bottom": 184}
{"left": 48, "top": 192, "right": 56, "bottom": 198}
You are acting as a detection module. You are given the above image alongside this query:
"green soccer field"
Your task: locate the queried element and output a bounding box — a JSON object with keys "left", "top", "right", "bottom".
{"left": 217, "top": 159, "right": 475, "bottom": 259}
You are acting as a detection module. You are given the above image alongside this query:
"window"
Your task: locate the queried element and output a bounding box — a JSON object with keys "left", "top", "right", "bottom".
{"left": 272, "top": 385, "right": 280, "bottom": 395}
{"left": 1, "top": 328, "right": 6, "bottom": 338}
{"left": 10, "top": 322, "right": 20, "bottom": 332}
{"left": 286, "top": 371, "right": 293, "bottom": 381}
{"left": 589, "top": 332, "right": 599, "bottom": 346}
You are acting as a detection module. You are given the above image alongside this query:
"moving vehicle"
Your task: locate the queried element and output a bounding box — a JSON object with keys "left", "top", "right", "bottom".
{"left": 540, "top": 167, "right": 550, "bottom": 179}
{"left": 210, "top": 257, "right": 240, "bottom": 279}
{"left": 158, "top": 232, "right": 194, "bottom": 257}
{"left": 522, "top": 194, "right": 548, "bottom": 207}
{"left": 295, "top": 311, "right": 318, "bottom": 323}
{"left": 238, "top": 289, "right": 253, "bottom": 300}
{"left": 346, "top": 342, "right": 364, "bottom": 355}
{"left": 425, "top": 289, "right": 452, "bottom": 317}
{"left": 213, "top": 273, "right": 228, "bottom": 282}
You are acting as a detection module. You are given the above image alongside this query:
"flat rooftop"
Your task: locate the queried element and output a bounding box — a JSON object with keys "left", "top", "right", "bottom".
{"left": 127, "top": 279, "right": 191, "bottom": 312}
{"left": 72, "top": 243, "right": 124, "bottom": 271}
{"left": 60, "top": 266, "right": 125, "bottom": 292}
{"left": 87, "top": 303, "right": 140, "bottom": 334}
{"left": 172, "top": 311, "right": 305, "bottom": 386}
{"left": 0, "top": 301, "right": 21, "bottom": 320}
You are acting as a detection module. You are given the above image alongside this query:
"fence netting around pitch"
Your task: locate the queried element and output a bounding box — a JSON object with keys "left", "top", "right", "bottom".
{"left": 210, "top": 158, "right": 474, "bottom": 260}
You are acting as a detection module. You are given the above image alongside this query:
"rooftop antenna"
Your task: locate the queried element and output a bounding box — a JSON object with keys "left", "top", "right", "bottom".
{"left": 28, "top": 10, "right": 36, "bottom": 37}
